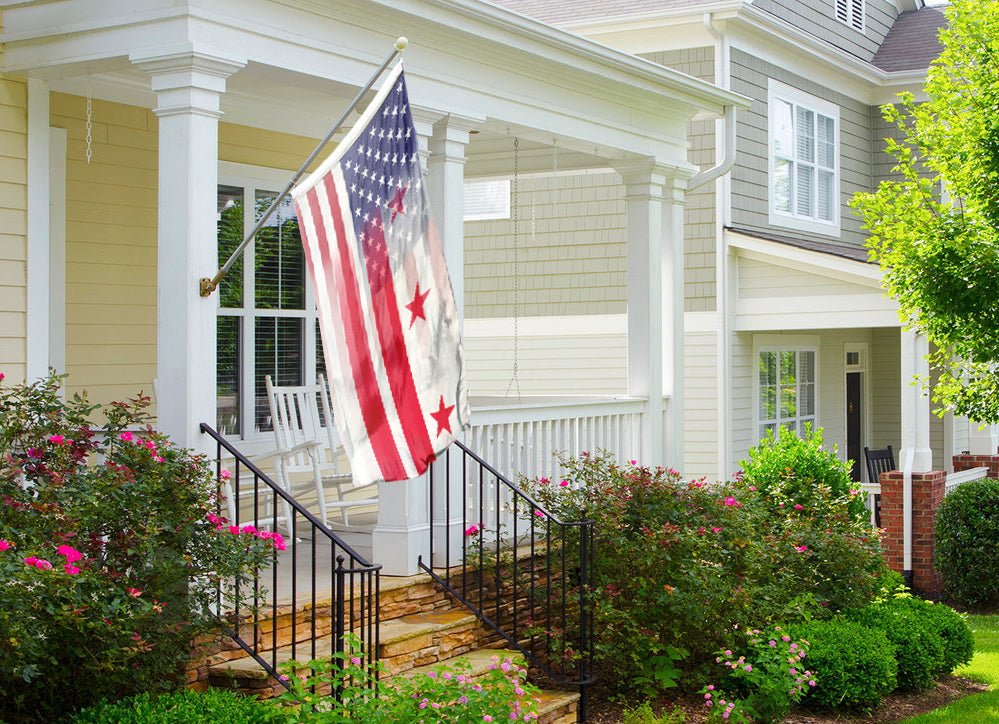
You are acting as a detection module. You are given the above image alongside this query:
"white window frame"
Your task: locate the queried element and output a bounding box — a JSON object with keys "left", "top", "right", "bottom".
{"left": 464, "top": 178, "right": 511, "bottom": 221}
{"left": 835, "top": 0, "right": 866, "bottom": 33}
{"left": 753, "top": 334, "right": 820, "bottom": 442}
{"left": 767, "top": 80, "right": 841, "bottom": 237}
{"left": 217, "top": 161, "right": 320, "bottom": 452}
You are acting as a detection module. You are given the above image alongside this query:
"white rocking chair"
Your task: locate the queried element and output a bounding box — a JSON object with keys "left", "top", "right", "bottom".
{"left": 265, "top": 375, "right": 377, "bottom": 529}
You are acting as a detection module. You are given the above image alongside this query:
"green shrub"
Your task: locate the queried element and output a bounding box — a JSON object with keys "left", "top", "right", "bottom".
{"left": 0, "top": 375, "right": 276, "bottom": 722}
{"left": 740, "top": 425, "right": 869, "bottom": 522}
{"left": 848, "top": 598, "right": 947, "bottom": 691}
{"left": 620, "top": 701, "right": 686, "bottom": 724}
{"left": 935, "top": 478, "right": 999, "bottom": 606}
{"left": 519, "top": 440, "right": 885, "bottom": 695}
{"left": 906, "top": 599, "right": 974, "bottom": 675}
{"left": 73, "top": 690, "right": 281, "bottom": 723}
{"left": 791, "top": 619, "right": 896, "bottom": 711}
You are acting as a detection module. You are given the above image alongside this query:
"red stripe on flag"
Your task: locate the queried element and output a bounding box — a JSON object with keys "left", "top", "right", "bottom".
{"left": 306, "top": 177, "right": 407, "bottom": 481}
{"left": 361, "top": 219, "right": 436, "bottom": 473}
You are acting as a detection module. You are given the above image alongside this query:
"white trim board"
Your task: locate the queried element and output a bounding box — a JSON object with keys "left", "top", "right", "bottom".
{"left": 464, "top": 314, "right": 627, "bottom": 338}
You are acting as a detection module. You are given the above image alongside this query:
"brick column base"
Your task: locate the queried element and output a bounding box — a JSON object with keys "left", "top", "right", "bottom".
{"left": 879, "top": 469, "right": 946, "bottom": 595}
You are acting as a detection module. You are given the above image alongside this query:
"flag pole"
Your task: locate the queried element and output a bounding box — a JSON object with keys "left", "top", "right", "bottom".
{"left": 200, "top": 36, "right": 409, "bottom": 297}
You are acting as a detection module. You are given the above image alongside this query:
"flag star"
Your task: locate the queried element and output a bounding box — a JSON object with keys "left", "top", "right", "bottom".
{"left": 383, "top": 106, "right": 390, "bottom": 116}
{"left": 405, "top": 128, "right": 411, "bottom": 139}
{"left": 355, "top": 207, "right": 361, "bottom": 217}
{"left": 351, "top": 183, "right": 357, "bottom": 193}
{"left": 388, "top": 185, "right": 407, "bottom": 222}
{"left": 380, "top": 129, "right": 386, "bottom": 139}
{"left": 363, "top": 212, "right": 369, "bottom": 222}
{"left": 405, "top": 282, "right": 431, "bottom": 328}
{"left": 370, "top": 127, "right": 376, "bottom": 136}
{"left": 430, "top": 396, "right": 456, "bottom": 437}
{"left": 376, "top": 195, "right": 382, "bottom": 206}
{"left": 366, "top": 148, "right": 372, "bottom": 158}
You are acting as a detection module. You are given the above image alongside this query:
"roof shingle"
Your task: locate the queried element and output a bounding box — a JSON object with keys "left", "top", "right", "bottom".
{"left": 872, "top": 6, "right": 947, "bottom": 72}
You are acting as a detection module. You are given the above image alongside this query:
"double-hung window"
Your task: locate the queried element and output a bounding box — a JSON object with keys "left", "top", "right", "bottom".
{"left": 757, "top": 346, "right": 817, "bottom": 440}
{"left": 768, "top": 80, "right": 839, "bottom": 235}
{"left": 216, "top": 166, "right": 325, "bottom": 440}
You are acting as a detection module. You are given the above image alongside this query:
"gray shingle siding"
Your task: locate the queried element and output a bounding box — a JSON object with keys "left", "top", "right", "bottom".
{"left": 751, "top": 0, "right": 897, "bottom": 62}
{"left": 872, "top": 103, "right": 906, "bottom": 186}
{"left": 730, "top": 47, "right": 872, "bottom": 251}
{"left": 642, "top": 47, "right": 718, "bottom": 313}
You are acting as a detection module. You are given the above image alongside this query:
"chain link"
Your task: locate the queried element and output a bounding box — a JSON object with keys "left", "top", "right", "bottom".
{"left": 85, "top": 82, "right": 93, "bottom": 164}
{"left": 504, "top": 137, "right": 522, "bottom": 403}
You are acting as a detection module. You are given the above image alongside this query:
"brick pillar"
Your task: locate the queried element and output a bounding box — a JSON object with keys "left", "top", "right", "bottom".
{"left": 952, "top": 453, "right": 999, "bottom": 478}
{"left": 879, "top": 469, "right": 946, "bottom": 594}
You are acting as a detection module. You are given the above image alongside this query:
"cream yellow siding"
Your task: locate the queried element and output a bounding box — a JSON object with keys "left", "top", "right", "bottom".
{"left": 463, "top": 316, "right": 627, "bottom": 396}
{"left": 0, "top": 77, "right": 26, "bottom": 383}
{"left": 52, "top": 95, "right": 321, "bottom": 409}
{"left": 52, "top": 92, "right": 158, "bottom": 406}
{"left": 738, "top": 257, "right": 877, "bottom": 298}
{"left": 870, "top": 327, "right": 901, "bottom": 451}
{"left": 684, "top": 330, "right": 719, "bottom": 480}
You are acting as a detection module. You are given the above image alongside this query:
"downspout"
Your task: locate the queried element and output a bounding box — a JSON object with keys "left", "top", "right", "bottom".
{"left": 693, "top": 12, "right": 735, "bottom": 481}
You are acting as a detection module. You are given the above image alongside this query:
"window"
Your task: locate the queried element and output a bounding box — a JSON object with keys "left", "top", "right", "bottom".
{"left": 768, "top": 80, "right": 839, "bottom": 235}
{"left": 464, "top": 179, "right": 510, "bottom": 221}
{"left": 757, "top": 348, "right": 817, "bottom": 439}
{"left": 835, "top": 0, "right": 865, "bottom": 32}
{"left": 216, "top": 171, "right": 325, "bottom": 439}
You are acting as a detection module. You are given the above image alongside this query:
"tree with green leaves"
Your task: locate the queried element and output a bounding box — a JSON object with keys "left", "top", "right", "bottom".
{"left": 853, "top": 0, "right": 999, "bottom": 423}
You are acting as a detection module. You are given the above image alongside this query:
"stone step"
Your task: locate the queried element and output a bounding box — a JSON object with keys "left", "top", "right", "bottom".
{"left": 207, "top": 609, "right": 484, "bottom": 695}
{"left": 536, "top": 689, "right": 581, "bottom": 724}
{"left": 394, "top": 647, "right": 526, "bottom": 680}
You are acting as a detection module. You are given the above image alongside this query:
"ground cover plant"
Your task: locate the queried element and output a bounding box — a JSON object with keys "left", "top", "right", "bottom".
{"left": 0, "top": 374, "right": 277, "bottom": 722}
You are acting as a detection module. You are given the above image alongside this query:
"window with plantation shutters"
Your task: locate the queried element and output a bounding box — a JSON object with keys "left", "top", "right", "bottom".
{"left": 835, "top": 0, "right": 865, "bottom": 32}
{"left": 768, "top": 80, "right": 840, "bottom": 235}
{"left": 216, "top": 177, "right": 320, "bottom": 439}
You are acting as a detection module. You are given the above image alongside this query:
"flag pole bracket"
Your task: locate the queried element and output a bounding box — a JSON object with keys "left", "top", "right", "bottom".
{"left": 198, "top": 36, "right": 408, "bottom": 298}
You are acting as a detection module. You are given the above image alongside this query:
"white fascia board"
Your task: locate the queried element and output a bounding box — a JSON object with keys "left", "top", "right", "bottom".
{"left": 734, "top": 308, "right": 901, "bottom": 331}
{"left": 727, "top": 230, "right": 885, "bottom": 288}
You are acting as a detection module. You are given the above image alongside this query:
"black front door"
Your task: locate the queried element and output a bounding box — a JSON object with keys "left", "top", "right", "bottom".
{"left": 847, "top": 372, "right": 862, "bottom": 481}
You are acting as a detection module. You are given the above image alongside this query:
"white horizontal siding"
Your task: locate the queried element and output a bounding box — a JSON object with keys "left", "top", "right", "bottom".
{"left": 684, "top": 331, "right": 719, "bottom": 480}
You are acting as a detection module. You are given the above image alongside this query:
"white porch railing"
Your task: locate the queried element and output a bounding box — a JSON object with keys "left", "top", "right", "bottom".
{"left": 467, "top": 396, "right": 646, "bottom": 484}
{"left": 946, "top": 466, "right": 988, "bottom": 494}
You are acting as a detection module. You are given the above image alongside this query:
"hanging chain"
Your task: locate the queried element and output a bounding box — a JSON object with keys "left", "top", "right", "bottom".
{"left": 85, "top": 80, "right": 93, "bottom": 164}
{"left": 503, "top": 137, "right": 523, "bottom": 403}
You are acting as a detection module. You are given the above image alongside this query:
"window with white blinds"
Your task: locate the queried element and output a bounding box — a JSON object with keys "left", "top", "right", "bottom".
{"left": 835, "top": 0, "right": 865, "bottom": 32}
{"left": 217, "top": 181, "right": 318, "bottom": 438}
{"left": 768, "top": 80, "right": 840, "bottom": 235}
{"left": 464, "top": 179, "right": 510, "bottom": 221}
{"left": 757, "top": 349, "right": 817, "bottom": 441}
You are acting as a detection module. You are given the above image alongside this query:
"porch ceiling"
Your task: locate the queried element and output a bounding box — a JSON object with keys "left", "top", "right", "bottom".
{"left": 0, "top": 0, "right": 748, "bottom": 170}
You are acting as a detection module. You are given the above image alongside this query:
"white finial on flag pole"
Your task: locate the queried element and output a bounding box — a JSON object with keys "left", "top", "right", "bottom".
{"left": 396, "top": 37, "right": 408, "bottom": 51}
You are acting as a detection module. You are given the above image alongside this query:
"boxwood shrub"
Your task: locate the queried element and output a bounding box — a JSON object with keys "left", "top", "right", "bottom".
{"left": 909, "top": 599, "right": 975, "bottom": 675}
{"left": 848, "top": 597, "right": 947, "bottom": 691}
{"left": 73, "top": 690, "right": 281, "bottom": 723}
{"left": 935, "top": 478, "right": 999, "bottom": 606}
{"left": 790, "top": 619, "right": 896, "bottom": 711}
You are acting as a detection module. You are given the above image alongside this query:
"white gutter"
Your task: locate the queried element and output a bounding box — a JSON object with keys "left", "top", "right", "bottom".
{"left": 689, "top": 103, "right": 736, "bottom": 190}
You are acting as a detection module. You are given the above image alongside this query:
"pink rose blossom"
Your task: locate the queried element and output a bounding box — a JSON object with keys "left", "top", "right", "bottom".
{"left": 534, "top": 509, "right": 544, "bottom": 518}
{"left": 48, "top": 435, "right": 65, "bottom": 445}
{"left": 351, "top": 656, "right": 361, "bottom": 666}
{"left": 57, "top": 545, "right": 83, "bottom": 563}
{"left": 711, "top": 526, "right": 723, "bottom": 534}
{"left": 24, "top": 556, "right": 38, "bottom": 566}
{"left": 794, "top": 544, "right": 808, "bottom": 552}
{"left": 27, "top": 448, "right": 42, "bottom": 459}
{"left": 559, "top": 479, "right": 570, "bottom": 487}
{"left": 228, "top": 525, "right": 240, "bottom": 535}
{"left": 64, "top": 564, "right": 81, "bottom": 575}
{"left": 628, "top": 459, "right": 637, "bottom": 465}
{"left": 794, "top": 503, "right": 804, "bottom": 510}
{"left": 119, "top": 431, "right": 134, "bottom": 442}
{"left": 127, "top": 587, "right": 143, "bottom": 597}
{"left": 272, "top": 534, "right": 287, "bottom": 551}
{"left": 220, "top": 469, "right": 232, "bottom": 480}
{"left": 464, "top": 523, "right": 481, "bottom": 536}
{"left": 0, "top": 540, "right": 11, "bottom": 551}
{"left": 724, "top": 496, "right": 739, "bottom": 507}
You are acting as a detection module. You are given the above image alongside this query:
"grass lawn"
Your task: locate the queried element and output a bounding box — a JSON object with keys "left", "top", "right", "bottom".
{"left": 903, "top": 614, "right": 999, "bottom": 722}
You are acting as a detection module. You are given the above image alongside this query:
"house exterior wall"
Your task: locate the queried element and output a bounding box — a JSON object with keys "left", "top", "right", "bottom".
{"left": 643, "top": 47, "right": 717, "bottom": 313}
{"left": 871, "top": 103, "right": 907, "bottom": 186}
{"left": 0, "top": 76, "right": 26, "bottom": 383}
{"left": 51, "top": 92, "right": 158, "bottom": 405}
{"left": 463, "top": 170, "right": 627, "bottom": 320}
{"left": 463, "top": 318, "right": 627, "bottom": 396}
{"left": 731, "top": 326, "right": 899, "bottom": 471}
{"left": 684, "top": 327, "right": 719, "bottom": 479}
{"left": 729, "top": 47, "right": 873, "bottom": 249}
{"left": 737, "top": 256, "right": 876, "bottom": 298}
{"left": 751, "top": 0, "right": 897, "bottom": 61}
{"left": 53, "top": 92, "right": 323, "bottom": 408}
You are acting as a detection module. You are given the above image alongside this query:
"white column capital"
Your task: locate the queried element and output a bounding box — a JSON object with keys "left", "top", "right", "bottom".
{"left": 615, "top": 158, "right": 693, "bottom": 200}
{"left": 132, "top": 48, "right": 245, "bottom": 119}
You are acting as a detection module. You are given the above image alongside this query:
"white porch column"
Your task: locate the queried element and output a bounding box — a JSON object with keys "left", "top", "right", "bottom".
{"left": 132, "top": 50, "right": 244, "bottom": 450}
{"left": 899, "top": 328, "right": 933, "bottom": 583}
{"left": 969, "top": 422, "right": 999, "bottom": 455}
{"left": 618, "top": 161, "right": 689, "bottom": 469}
{"left": 427, "top": 113, "right": 481, "bottom": 567}
{"left": 26, "top": 78, "right": 51, "bottom": 382}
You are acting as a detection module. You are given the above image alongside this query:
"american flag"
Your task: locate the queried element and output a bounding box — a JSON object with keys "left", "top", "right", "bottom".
{"left": 292, "top": 63, "right": 469, "bottom": 487}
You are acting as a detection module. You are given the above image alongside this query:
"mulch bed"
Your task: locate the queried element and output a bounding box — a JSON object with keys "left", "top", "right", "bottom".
{"left": 585, "top": 675, "right": 989, "bottom": 722}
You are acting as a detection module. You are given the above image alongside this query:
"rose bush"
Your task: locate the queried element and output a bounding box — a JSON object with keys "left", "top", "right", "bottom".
{"left": 0, "top": 374, "right": 276, "bottom": 722}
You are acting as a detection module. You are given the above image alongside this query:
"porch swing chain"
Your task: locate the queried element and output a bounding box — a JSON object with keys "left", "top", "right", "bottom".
{"left": 85, "top": 80, "right": 93, "bottom": 165}
{"left": 503, "top": 137, "right": 523, "bottom": 403}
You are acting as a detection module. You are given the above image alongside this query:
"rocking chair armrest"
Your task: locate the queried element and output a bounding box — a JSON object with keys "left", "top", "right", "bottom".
{"left": 276, "top": 440, "right": 324, "bottom": 459}
{"left": 323, "top": 498, "right": 378, "bottom": 508}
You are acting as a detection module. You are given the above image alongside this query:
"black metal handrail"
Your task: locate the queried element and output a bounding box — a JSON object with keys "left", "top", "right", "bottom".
{"left": 200, "top": 423, "right": 381, "bottom": 692}
{"left": 419, "top": 439, "right": 594, "bottom": 720}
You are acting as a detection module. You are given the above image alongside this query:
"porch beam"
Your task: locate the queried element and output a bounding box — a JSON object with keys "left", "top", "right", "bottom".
{"left": 132, "top": 49, "right": 245, "bottom": 449}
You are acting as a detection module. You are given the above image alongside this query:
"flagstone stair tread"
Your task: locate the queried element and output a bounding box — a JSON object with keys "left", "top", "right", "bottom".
{"left": 393, "top": 648, "right": 525, "bottom": 680}
{"left": 536, "top": 690, "right": 581, "bottom": 719}
{"left": 209, "top": 609, "right": 479, "bottom": 680}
